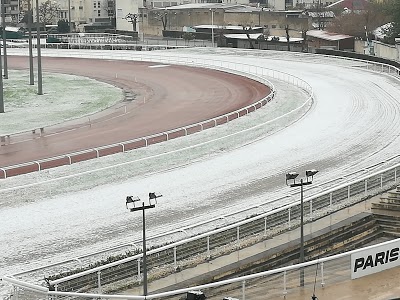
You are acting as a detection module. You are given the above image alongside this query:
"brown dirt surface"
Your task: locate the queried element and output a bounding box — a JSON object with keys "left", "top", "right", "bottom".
{"left": 0, "top": 56, "right": 270, "bottom": 169}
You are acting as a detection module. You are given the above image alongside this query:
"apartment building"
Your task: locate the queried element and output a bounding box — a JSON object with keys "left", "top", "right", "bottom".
{"left": 2, "top": 0, "right": 20, "bottom": 24}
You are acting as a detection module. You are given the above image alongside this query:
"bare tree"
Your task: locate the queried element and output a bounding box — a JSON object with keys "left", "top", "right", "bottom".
{"left": 327, "top": 1, "right": 390, "bottom": 38}
{"left": 285, "top": 25, "right": 290, "bottom": 51}
{"left": 154, "top": 11, "right": 168, "bottom": 31}
{"left": 38, "top": 0, "right": 60, "bottom": 25}
{"left": 243, "top": 26, "right": 255, "bottom": 49}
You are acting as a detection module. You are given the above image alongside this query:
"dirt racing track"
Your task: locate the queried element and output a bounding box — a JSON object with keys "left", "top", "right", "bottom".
{"left": 0, "top": 55, "right": 272, "bottom": 178}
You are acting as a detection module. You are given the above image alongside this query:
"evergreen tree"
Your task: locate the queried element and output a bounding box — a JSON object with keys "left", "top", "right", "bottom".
{"left": 385, "top": 0, "right": 400, "bottom": 42}
{"left": 57, "top": 19, "right": 70, "bottom": 33}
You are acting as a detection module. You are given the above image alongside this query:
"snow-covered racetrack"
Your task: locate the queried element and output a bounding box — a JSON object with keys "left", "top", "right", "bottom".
{"left": 2, "top": 48, "right": 400, "bottom": 296}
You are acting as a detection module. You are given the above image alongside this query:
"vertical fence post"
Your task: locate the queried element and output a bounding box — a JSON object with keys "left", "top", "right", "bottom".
{"left": 207, "top": 236, "right": 211, "bottom": 259}
{"left": 283, "top": 270, "right": 287, "bottom": 296}
{"left": 237, "top": 226, "right": 240, "bottom": 248}
{"left": 97, "top": 271, "right": 102, "bottom": 294}
{"left": 395, "top": 167, "right": 397, "bottom": 182}
{"left": 365, "top": 179, "right": 368, "bottom": 194}
{"left": 380, "top": 174, "right": 383, "bottom": 188}
{"left": 347, "top": 185, "right": 351, "bottom": 199}
{"left": 310, "top": 199, "right": 313, "bottom": 221}
{"left": 14, "top": 285, "right": 18, "bottom": 300}
{"left": 137, "top": 259, "right": 141, "bottom": 282}
{"left": 329, "top": 192, "right": 333, "bottom": 207}
{"left": 264, "top": 217, "right": 267, "bottom": 236}
{"left": 174, "top": 246, "right": 177, "bottom": 270}
{"left": 288, "top": 208, "right": 291, "bottom": 228}
{"left": 321, "top": 262, "right": 325, "bottom": 287}
{"left": 242, "top": 280, "right": 246, "bottom": 300}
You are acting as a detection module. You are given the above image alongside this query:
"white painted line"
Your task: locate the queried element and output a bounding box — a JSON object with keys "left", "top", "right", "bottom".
{"left": 149, "top": 65, "right": 170, "bottom": 68}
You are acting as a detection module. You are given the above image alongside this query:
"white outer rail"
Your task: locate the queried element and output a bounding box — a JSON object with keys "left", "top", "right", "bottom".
{"left": 3, "top": 50, "right": 399, "bottom": 295}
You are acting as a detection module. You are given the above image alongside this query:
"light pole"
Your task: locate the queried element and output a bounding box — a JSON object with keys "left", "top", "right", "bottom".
{"left": 126, "top": 192, "right": 162, "bottom": 296}
{"left": 209, "top": 8, "right": 215, "bottom": 47}
{"left": 27, "top": 0, "right": 34, "bottom": 85}
{"left": 68, "top": 0, "right": 72, "bottom": 32}
{"left": 286, "top": 169, "right": 318, "bottom": 287}
{"left": 2, "top": 0, "right": 8, "bottom": 79}
{"left": 0, "top": 29, "right": 3, "bottom": 113}
{"left": 35, "top": 0, "right": 43, "bottom": 95}
{"left": 258, "top": 7, "right": 264, "bottom": 27}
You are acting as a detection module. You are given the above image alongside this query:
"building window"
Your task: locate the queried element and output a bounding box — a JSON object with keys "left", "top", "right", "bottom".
{"left": 93, "top": 2, "right": 96, "bottom": 7}
{"left": 98, "top": 9, "right": 101, "bottom": 16}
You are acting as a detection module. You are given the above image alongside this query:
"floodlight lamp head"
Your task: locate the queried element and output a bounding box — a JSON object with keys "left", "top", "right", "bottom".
{"left": 149, "top": 192, "right": 163, "bottom": 204}
{"left": 305, "top": 169, "right": 318, "bottom": 179}
{"left": 126, "top": 196, "right": 140, "bottom": 209}
{"left": 285, "top": 172, "right": 299, "bottom": 185}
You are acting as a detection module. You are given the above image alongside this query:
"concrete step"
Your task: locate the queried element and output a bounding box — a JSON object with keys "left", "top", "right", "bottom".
{"left": 378, "top": 197, "right": 400, "bottom": 204}
{"left": 383, "top": 231, "right": 400, "bottom": 238}
{"left": 371, "top": 203, "right": 400, "bottom": 211}
{"left": 379, "top": 224, "right": 400, "bottom": 233}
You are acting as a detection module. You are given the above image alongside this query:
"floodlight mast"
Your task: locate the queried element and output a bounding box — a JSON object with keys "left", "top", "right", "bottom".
{"left": 285, "top": 170, "right": 318, "bottom": 287}
{"left": 125, "top": 192, "right": 162, "bottom": 296}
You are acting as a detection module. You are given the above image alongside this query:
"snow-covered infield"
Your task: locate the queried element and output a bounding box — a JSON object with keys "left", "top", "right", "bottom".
{"left": 0, "top": 70, "right": 123, "bottom": 135}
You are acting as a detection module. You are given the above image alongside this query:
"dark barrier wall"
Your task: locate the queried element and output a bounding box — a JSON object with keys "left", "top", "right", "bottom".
{"left": 315, "top": 49, "right": 400, "bottom": 69}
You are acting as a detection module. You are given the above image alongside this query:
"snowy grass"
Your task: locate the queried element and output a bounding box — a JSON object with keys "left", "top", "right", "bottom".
{"left": 0, "top": 70, "right": 124, "bottom": 135}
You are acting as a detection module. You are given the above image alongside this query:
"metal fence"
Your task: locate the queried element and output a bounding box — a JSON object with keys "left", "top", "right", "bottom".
{"left": 4, "top": 238, "right": 400, "bottom": 300}
{"left": 3, "top": 160, "right": 400, "bottom": 297}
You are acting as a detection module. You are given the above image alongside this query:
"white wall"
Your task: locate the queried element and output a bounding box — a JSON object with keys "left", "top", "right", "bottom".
{"left": 116, "top": 0, "right": 141, "bottom": 32}
{"left": 373, "top": 40, "right": 399, "bottom": 61}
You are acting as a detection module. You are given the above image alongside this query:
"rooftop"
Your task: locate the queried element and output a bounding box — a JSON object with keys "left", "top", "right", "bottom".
{"left": 307, "top": 30, "right": 354, "bottom": 41}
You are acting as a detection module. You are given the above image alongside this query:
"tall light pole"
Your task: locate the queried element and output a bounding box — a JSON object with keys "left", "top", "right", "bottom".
{"left": 209, "top": 8, "right": 215, "bottom": 47}
{"left": 28, "top": 0, "right": 34, "bottom": 85}
{"left": 2, "top": 0, "right": 8, "bottom": 79}
{"left": 286, "top": 169, "right": 318, "bottom": 287}
{"left": 126, "top": 192, "right": 162, "bottom": 296}
{"left": 68, "top": 0, "right": 72, "bottom": 32}
{"left": 258, "top": 7, "right": 264, "bottom": 27}
{"left": 35, "top": 0, "right": 43, "bottom": 95}
{"left": 0, "top": 32, "right": 3, "bottom": 113}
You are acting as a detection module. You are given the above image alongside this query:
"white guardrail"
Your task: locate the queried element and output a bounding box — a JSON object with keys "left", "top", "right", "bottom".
{"left": 4, "top": 238, "right": 400, "bottom": 299}
{"left": 0, "top": 52, "right": 315, "bottom": 178}
{"left": 2, "top": 51, "right": 400, "bottom": 300}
